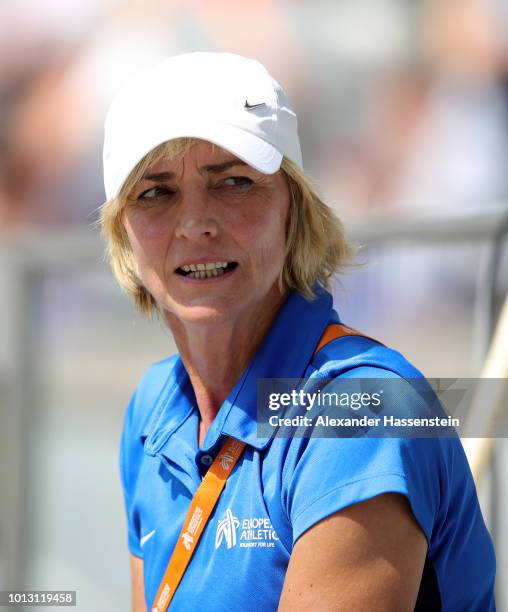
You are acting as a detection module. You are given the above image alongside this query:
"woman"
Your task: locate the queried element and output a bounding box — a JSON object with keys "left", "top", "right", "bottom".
{"left": 100, "top": 53, "right": 496, "bottom": 611}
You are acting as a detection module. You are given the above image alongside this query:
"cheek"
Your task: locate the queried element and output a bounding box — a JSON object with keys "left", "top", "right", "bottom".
{"left": 122, "top": 210, "right": 171, "bottom": 273}
{"left": 122, "top": 214, "right": 174, "bottom": 305}
{"left": 258, "top": 227, "right": 287, "bottom": 278}
{"left": 232, "top": 199, "right": 288, "bottom": 273}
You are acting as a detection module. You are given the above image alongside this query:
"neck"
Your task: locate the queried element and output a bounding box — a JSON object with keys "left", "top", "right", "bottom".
{"left": 165, "top": 290, "right": 287, "bottom": 438}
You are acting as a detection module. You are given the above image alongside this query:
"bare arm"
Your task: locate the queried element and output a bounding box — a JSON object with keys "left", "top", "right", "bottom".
{"left": 130, "top": 554, "right": 147, "bottom": 612}
{"left": 278, "top": 493, "right": 428, "bottom": 612}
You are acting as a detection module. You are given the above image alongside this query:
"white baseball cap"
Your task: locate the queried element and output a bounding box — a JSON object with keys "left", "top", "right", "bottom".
{"left": 103, "top": 52, "right": 303, "bottom": 200}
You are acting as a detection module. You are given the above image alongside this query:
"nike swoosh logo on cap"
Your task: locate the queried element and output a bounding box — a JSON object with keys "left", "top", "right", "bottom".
{"left": 244, "top": 100, "right": 266, "bottom": 110}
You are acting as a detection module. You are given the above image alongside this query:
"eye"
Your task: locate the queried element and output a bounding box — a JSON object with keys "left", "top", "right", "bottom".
{"left": 137, "top": 185, "right": 175, "bottom": 201}
{"left": 220, "top": 176, "right": 253, "bottom": 189}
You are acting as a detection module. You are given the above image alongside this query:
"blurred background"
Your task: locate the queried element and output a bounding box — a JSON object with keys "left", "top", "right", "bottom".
{"left": 0, "top": 0, "right": 507, "bottom": 609}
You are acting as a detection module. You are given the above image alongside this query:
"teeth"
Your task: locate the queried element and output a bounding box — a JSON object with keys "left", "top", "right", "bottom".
{"left": 182, "top": 261, "right": 231, "bottom": 271}
{"left": 185, "top": 266, "right": 228, "bottom": 279}
{"left": 179, "top": 261, "right": 234, "bottom": 278}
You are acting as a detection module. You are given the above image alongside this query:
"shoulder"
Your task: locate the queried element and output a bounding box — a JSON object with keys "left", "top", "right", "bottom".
{"left": 272, "top": 334, "right": 457, "bottom": 546}
{"left": 310, "top": 332, "right": 424, "bottom": 379}
{"left": 123, "top": 354, "right": 180, "bottom": 438}
{"left": 119, "top": 353, "right": 180, "bottom": 497}
{"left": 134, "top": 353, "right": 180, "bottom": 401}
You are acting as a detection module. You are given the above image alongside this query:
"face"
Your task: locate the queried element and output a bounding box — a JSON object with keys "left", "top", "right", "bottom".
{"left": 122, "top": 140, "right": 290, "bottom": 327}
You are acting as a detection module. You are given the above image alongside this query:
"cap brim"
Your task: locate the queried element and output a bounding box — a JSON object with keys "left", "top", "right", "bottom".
{"left": 107, "top": 121, "right": 283, "bottom": 200}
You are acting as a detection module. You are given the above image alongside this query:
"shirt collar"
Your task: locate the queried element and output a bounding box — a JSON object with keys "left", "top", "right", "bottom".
{"left": 201, "top": 285, "right": 335, "bottom": 451}
{"left": 142, "top": 357, "right": 196, "bottom": 452}
{"left": 143, "top": 285, "right": 336, "bottom": 454}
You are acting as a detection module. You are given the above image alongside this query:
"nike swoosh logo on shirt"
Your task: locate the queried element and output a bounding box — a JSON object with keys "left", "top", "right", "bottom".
{"left": 140, "top": 529, "right": 156, "bottom": 547}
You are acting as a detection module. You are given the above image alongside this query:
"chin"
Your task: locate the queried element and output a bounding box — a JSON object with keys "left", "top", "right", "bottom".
{"left": 163, "top": 300, "right": 235, "bottom": 327}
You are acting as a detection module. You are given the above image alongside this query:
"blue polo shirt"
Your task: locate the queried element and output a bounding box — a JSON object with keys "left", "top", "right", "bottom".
{"left": 120, "top": 287, "right": 496, "bottom": 611}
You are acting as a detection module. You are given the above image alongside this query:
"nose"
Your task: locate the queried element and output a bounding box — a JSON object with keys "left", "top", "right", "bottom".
{"left": 174, "top": 184, "right": 219, "bottom": 241}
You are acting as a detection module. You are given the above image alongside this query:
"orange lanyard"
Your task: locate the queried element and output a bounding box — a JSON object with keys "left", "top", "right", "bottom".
{"left": 151, "top": 436, "right": 246, "bottom": 611}
{"left": 151, "top": 323, "right": 371, "bottom": 611}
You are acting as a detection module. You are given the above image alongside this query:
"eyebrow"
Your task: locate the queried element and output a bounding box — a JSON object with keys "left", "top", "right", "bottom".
{"left": 142, "top": 160, "right": 249, "bottom": 182}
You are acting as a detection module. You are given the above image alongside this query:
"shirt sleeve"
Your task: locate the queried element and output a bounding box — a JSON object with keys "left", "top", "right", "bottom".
{"left": 281, "top": 366, "right": 444, "bottom": 547}
{"left": 119, "top": 391, "right": 145, "bottom": 558}
{"left": 118, "top": 355, "right": 179, "bottom": 559}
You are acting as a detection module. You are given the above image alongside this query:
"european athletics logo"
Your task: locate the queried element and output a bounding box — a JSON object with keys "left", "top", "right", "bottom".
{"left": 215, "top": 509, "right": 279, "bottom": 549}
{"left": 215, "top": 509, "right": 240, "bottom": 549}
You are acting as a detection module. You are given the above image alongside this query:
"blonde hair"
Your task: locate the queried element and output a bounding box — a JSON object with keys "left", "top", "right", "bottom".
{"left": 100, "top": 138, "right": 355, "bottom": 317}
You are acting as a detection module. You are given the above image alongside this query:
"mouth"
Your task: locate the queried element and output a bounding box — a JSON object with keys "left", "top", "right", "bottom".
{"left": 175, "top": 261, "right": 238, "bottom": 279}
